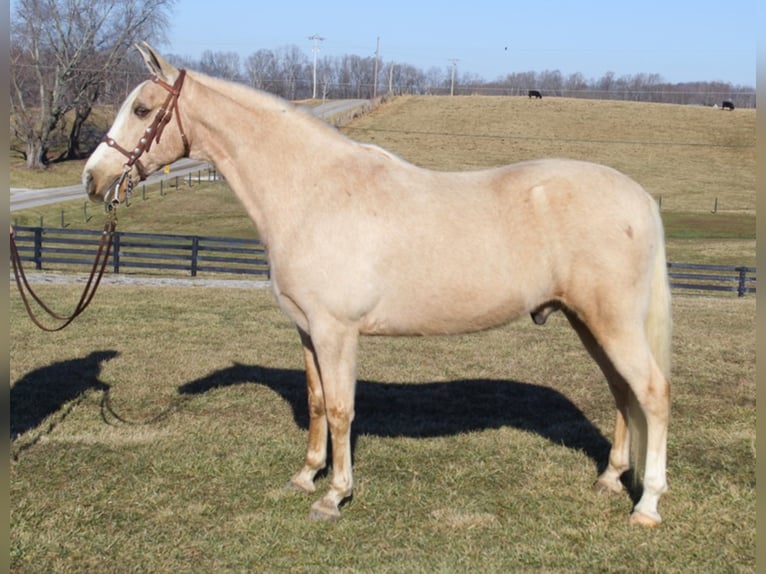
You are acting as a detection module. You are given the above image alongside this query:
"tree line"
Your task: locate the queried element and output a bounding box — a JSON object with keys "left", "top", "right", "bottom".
{"left": 173, "top": 49, "right": 756, "bottom": 108}
{"left": 10, "top": 0, "right": 755, "bottom": 170}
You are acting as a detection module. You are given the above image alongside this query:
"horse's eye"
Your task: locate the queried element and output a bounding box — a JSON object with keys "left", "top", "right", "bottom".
{"left": 134, "top": 105, "right": 151, "bottom": 118}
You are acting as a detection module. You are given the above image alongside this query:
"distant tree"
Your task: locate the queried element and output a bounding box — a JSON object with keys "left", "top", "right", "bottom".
{"left": 564, "top": 72, "right": 589, "bottom": 96}
{"left": 10, "top": 0, "right": 174, "bottom": 168}
{"left": 275, "top": 45, "right": 309, "bottom": 100}
{"left": 537, "top": 69, "right": 563, "bottom": 96}
{"left": 385, "top": 63, "right": 424, "bottom": 95}
{"left": 423, "top": 66, "right": 446, "bottom": 95}
{"left": 199, "top": 50, "right": 241, "bottom": 82}
{"left": 244, "top": 49, "right": 280, "bottom": 92}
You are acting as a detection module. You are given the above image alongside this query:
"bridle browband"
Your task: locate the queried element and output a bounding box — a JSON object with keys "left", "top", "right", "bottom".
{"left": 102, "top": 70, "right": 190, "bottom": 205}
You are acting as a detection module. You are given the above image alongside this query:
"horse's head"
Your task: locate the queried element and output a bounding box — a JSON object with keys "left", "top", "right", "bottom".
{"left": 83, "top": 42, "right": 190, "bottom": 206}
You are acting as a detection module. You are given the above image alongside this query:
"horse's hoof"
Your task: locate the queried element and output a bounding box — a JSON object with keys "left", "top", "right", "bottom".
{"left": 592, "top": 478, "right": 624, "bottom": 495}
{"left": 286, "top": 475, "right": 316, "bottom": 494}
{"left": 308, "top": 499, "right": 341, "bottom": 522}
{"left": 629, "top": 510, "right": 662, "bottom": 527}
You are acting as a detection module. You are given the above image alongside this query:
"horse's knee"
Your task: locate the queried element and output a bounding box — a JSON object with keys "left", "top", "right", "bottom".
{"left": 326, "top": 405, "right": 354, "bottom": 435}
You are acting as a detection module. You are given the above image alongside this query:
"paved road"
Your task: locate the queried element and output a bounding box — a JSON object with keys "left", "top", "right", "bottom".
{"left": 10, "top": 100, "right": 370, "bottom": 212}
{"left": 10, "top": 158, "right": 209, "bottom": 211}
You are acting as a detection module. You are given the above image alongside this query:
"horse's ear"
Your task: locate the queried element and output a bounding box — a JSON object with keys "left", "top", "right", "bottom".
{"left": 136, "top": 41, "right": 178, "bottom": 82}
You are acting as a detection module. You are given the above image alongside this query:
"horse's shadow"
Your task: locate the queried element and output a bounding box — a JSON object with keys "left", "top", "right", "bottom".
{"left": 179, "top": 363, "right": 612, "bottom": 472}
{"left": 10, "top": 350, "right": 117, "bottom": 440}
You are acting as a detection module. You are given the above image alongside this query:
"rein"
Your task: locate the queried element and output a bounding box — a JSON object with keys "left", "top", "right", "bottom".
{"left": 10, "top": 212, "right": 117, "bottom": 332}
{"left": 102, "top": 70, "right": 189, "bottom": 205}
{"left": 10, "top": 71, "right": 188, "bottom": 331}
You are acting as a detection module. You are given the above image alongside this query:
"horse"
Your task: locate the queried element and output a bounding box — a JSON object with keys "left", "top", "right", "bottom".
{"left": 528, "top": 89, "right": 543, "bottom": 99}
{"left": 83, "top": 43, "right": 672, "bottom": 527}
{"left": 722, "top": 100, "right": 735, "bottom": 111}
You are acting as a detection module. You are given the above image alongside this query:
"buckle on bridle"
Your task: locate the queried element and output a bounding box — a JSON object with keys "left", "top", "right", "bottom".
{"left": 108, "top": 166, "right": 133, "bottom": 208}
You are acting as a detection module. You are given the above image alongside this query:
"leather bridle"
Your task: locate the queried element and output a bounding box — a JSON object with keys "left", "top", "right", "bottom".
{"left": 10, "top": 71, "right": 190, "bottom": 331}
{"left": 102, "top": 70, "right": 190, "bottom": 205}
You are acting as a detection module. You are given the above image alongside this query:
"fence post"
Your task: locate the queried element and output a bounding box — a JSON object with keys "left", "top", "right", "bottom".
{"left": 112, "top": 232, "right": 121, "bottom": 273}
{"left": 191, "top": 236, "right": 199, "bottom": 277}
{"left": 737, "top": 267, "right": 748, "bottom": 297}
{"left": 34, "top": 228, "right": 43, "bottom": 270}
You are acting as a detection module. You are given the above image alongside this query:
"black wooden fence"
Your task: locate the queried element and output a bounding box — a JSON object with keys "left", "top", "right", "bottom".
{"left": 11, "top": 226, "right": 269, "bottom": 278}
{"left": 10, "top": 227, "right": 757, "bottom": 296}
{"left": 666, "top": 262, "right": 756, "bottom": 297}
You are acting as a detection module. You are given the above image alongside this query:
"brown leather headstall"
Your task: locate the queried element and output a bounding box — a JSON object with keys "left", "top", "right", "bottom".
{"left": 102, "top": 70, "right": 190, "bottom": 197}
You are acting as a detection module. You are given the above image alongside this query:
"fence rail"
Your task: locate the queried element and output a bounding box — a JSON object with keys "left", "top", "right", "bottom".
{"left": 11, "top": 226, "right": 269, "bottom": 279}
{"left": 667, "top": 262, "right": 756, "bottom": 297}
{"left": 10, "top": 227, "right": 756, "bottom": 296}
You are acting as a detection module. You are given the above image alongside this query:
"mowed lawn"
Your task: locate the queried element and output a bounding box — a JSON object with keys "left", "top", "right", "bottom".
{"left": 10, "top": 95, "right": 755, "bottom": 571}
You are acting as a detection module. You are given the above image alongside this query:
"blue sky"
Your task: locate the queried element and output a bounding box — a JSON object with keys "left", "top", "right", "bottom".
{"left": 163, "top": 0, "right": 756, "bottom": 86}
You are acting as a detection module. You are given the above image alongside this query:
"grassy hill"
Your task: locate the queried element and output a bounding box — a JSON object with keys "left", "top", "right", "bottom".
{"left": 11, "top": 95, "right": 756, "bottom": 265}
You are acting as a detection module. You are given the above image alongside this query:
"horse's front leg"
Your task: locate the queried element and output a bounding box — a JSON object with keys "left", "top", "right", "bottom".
{"left": 305, "top": 321, "right": 359, "bottom": 521}
{"left": 288, "top": 330, "right": 328, "bottom": 494}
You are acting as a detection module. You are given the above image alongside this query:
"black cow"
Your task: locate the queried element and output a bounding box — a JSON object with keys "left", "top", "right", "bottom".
{"left": 528, "top": 90, "right": 542, "bottom": 99}
{"left": 722, "top": 100, "right": 735, "bottom": 110}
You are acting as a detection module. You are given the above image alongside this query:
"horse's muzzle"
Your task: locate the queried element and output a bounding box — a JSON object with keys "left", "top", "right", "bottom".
{"left": 83, "top": 171, "right": 122, "bottom": 205}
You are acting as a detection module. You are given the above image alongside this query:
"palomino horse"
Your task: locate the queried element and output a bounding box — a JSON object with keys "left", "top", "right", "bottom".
{"left": 83, "top": 43, "right": 671, "bottom": 526}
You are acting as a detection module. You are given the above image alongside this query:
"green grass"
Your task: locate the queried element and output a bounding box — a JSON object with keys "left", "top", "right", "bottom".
{"left": 9, "top": 287, "right": 755, "bottom": 572}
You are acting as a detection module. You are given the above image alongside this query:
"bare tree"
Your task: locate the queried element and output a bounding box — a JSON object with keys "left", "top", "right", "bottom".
{"left": 244, "top": 49, "right": 280, "bottom": 92}
{"left": 10, "top": 0, "right": 175, "bottom": 169}
{"left": 276, "top": 45, "right": 309, "bottom": 100}
{"left": 199, "top": 50, "right": 241, "bottom": 82}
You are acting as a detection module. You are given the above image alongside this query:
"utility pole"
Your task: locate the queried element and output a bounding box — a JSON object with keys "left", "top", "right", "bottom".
{"left": 449, "top": 59, "right": 459, "bottom": 96}
{"left": 373, "top": 36, "right": 380, "bottom": 99}
{"left": 309, "top": 34, "right": 324, "bottom": 99}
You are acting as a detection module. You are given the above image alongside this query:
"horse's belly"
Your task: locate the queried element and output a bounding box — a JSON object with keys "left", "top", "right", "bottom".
{"left": 359, "top": 280, "right": 536, "bottom": 336}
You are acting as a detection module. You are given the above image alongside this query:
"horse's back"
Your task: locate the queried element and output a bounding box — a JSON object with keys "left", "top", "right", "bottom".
{"left": 352, "top": 158, "right": 662, "bottom": 335}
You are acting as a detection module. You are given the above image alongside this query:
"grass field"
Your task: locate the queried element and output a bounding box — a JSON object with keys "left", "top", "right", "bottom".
{"left": 9, "top": 286, "right": 755, "bottom": 572}
{"left": 10, "top": 96, "right": 756, "bottom": 571}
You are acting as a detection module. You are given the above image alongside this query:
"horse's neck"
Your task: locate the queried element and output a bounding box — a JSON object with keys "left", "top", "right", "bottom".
{"left": 184, "top": 75, "right": 347, "bottom": 243}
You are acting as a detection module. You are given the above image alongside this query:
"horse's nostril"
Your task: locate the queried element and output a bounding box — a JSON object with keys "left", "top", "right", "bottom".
{"left": 83, "top": 171, "right": 99, "bottom": 200}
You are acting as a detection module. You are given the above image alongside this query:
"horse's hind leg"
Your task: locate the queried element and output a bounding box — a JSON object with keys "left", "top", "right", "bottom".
{"left": 566, "top": 308, "right": 669, "bottom": 526}
{"left": 564, "top": 310, "right": 630, "bottom": 494}
{"left": 288, "top": 330, "right": 328, "bottom": 494}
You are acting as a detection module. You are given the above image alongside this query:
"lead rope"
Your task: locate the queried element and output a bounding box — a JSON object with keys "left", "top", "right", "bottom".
{"left": 10, "top": 209, "right": 118, "bottom": 331}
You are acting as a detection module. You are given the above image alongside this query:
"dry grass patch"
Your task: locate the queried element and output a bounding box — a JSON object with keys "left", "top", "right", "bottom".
{"left": 344, "top": 96, "right": 755, "bottom": 215}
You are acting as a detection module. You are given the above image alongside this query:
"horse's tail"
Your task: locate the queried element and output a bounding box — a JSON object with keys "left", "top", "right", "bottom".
{"left": 628, "top": 203, "right": 672, "bottom": 482}
{"left": 645, "top": 217, "right": 672, "bottom": 379}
